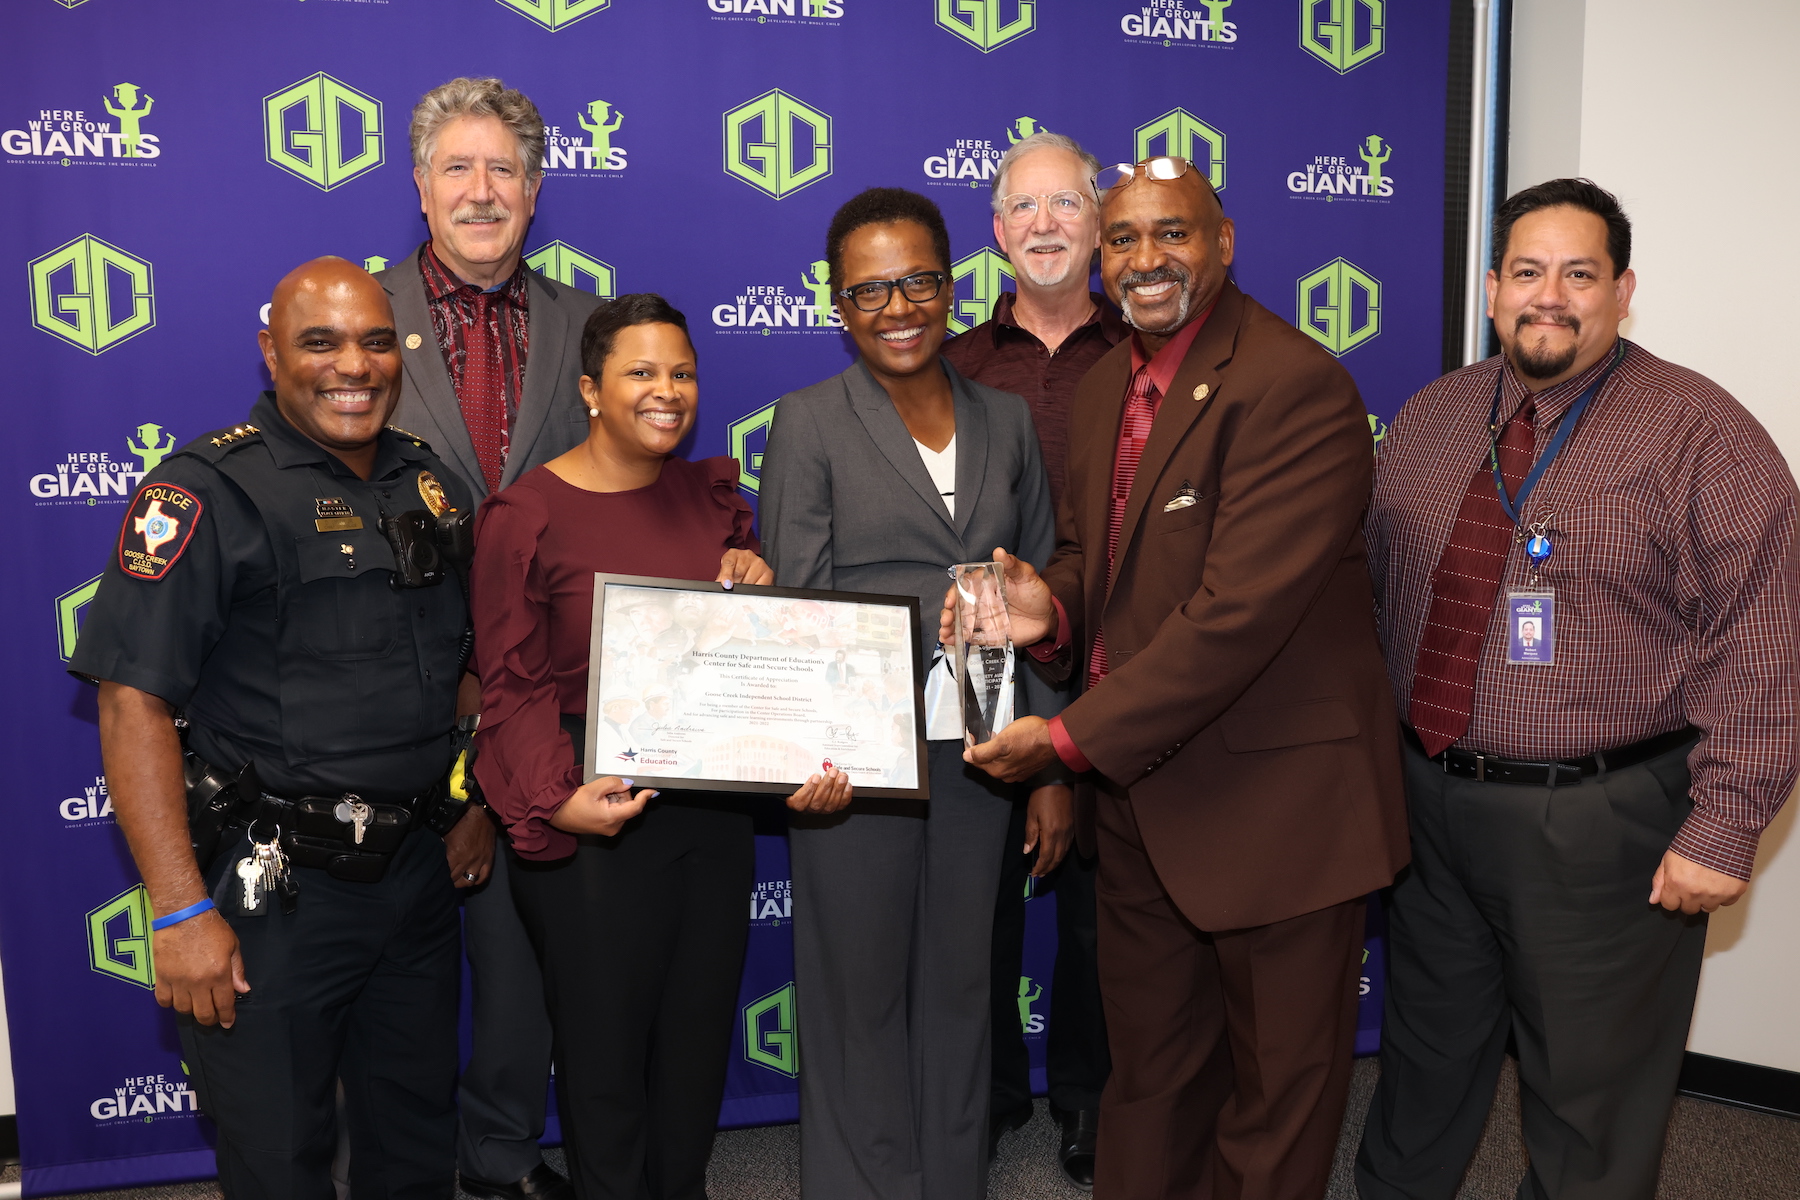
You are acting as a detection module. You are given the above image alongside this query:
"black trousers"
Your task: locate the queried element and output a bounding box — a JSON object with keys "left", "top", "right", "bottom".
{"left": 509, "top": 799, "right": 753, "bottom": 1200}
{"left": 990, "top": 800, "right": 1111, "bottom": 1120}
{"left": 1357, "top": 735, "right": 1708, "bottom": 1200}
{"left": 458, "top": 840, "right": 556, "bottom": 1183}
{"left": 181, "top": 828, "right": 461, "bottom": 1200}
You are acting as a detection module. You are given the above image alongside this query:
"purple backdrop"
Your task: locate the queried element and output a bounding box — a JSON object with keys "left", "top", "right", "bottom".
{"left": 2, "top": 0, "right": 1443, "bottom": 1190}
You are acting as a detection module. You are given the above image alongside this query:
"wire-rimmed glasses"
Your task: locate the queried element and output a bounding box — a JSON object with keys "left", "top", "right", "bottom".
{"left": 836, "top": 270, "right": 948, "bottom": 313}
{"left": 1092, "top": 156, "right": 1194, "bottom": 193}
{"left": 996, "top": 190, "right": 1088, "bottom": 224}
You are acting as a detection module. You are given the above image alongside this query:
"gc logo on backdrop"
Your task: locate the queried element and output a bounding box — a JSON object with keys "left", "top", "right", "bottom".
{"left": 263, "top": 72, "right": 383, "bottom": 191}
{"left": 936, "top": 0, "right": 1035, "bottom": 52}
{"left": 495, "top": 0, "right": 611, "bottom": 31}
{"left": 87, "top": 884, "right": 155, "bottom": 990}
{"left": 524, "top": 242, "right": 617, "bottom": 298}
{"left": 723, "top": 89, "right": 832, "bottom": 199}
{"left": 1301, "top": 0, "right": 1386, "bottom": 73}
{"left": 948, "top": 248, "right": 1014, "bottom": 335}
{"left": 57, "top": 573, "right": 102, "bottom": 663}
{"left": 743, "top": 983, "right": 799, "bottom": 1077}
{"left": 1135, "top": 108, "right": 1227, "bottom": 192}
{"left": 30, "top": 234, "right": 155, "bottom": 355}
{"left": 1297, "top": 257, "right": 1381, "bottom": 356}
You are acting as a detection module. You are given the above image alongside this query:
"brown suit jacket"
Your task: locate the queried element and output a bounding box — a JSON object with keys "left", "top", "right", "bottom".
{"left": 1042, "top": 280, "right": 1408, "bottom": 931}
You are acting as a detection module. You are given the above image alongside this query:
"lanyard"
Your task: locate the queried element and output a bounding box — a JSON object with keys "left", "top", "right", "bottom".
{"left": 1487, "top": 341, "right": 1624, "bottom": 524}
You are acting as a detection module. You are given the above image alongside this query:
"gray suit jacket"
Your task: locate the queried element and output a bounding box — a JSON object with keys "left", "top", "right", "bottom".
{"left": 376, "top": 243, "right": 604, "bottom": 499}
{"left": 760, "top": 359, "right": 1067, "bottom": 727}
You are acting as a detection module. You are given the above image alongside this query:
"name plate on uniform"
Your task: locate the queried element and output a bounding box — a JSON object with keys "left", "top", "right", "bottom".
{"left": 583, "top": 574, "right": 929, "bottom": 799}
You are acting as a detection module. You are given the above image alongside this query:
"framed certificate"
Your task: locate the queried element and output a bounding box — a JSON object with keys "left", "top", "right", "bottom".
{"left": 582, "top": 574, "right": 930, "bottom": 799}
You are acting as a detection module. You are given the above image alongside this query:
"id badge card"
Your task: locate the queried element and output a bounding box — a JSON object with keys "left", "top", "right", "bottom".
{"left": 1506, "top": 591, "right": 1554, "bottom": 666}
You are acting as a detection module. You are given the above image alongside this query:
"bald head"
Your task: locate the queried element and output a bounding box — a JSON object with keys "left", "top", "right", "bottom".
{"left": 258, "top": 257, "right": 402, "bottom": 478}
{"left": 1099, "top": 160, "right": 1234, "bottom": 345}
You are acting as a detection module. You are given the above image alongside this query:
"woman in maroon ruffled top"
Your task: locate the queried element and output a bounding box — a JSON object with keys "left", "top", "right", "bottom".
{"left": 469, "top": 294, "right": 849, "bottom": 1199}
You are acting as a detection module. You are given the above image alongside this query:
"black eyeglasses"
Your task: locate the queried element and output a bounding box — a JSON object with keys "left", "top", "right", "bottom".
{"left": 836, "top": 271, "right": 948, "bottom": 313}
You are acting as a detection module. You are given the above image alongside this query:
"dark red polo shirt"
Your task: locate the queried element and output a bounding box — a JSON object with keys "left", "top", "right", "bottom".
{"left": 941, "top": 291, "right": 1128, "bottom": 509}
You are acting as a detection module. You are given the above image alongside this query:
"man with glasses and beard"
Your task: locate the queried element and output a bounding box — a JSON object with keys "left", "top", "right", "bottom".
{"left": 945, "top": 156, "right": 1408, "bottom": 1199}
{"left": 375, "top": 77, "right": 605, "bottom": 1200}
{"left": 941, "top": 130, "right": 1122, "bottom": 1187}
{"left": 1358, "top": 178, "right": 1799, "bottom": 1200}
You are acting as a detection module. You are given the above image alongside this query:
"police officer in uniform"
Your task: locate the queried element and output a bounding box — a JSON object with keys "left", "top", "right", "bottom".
{"left": 73, "top": 258, "right": 480, "bottom": 1199}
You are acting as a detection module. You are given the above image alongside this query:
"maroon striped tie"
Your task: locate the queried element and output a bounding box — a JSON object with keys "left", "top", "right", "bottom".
{"left": 1408, "top": 400, "right": 1535, "bottom": 755}
{"left": 1089, "top": 365, "right": 1160, "bottom": 689}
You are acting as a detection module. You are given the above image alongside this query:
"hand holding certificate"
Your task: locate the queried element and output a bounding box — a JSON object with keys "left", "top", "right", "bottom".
{"left": 584, "top": 574, "right": 930, "bottom": 799}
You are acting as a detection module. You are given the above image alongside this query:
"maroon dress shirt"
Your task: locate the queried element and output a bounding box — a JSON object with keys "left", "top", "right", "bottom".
{"left": 1367, "top": 341, "right": 1800, "bottom": 879}
{"left": 469, "top": 458, "right": 758, "bottom": 861}
{"left": 941, "top": 291, "right": 1127, "bottom": 507}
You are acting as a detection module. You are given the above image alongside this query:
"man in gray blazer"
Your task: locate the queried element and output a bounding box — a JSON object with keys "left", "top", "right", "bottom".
{"left": 376, "top": 76, "right": 603, "bottom": 1200}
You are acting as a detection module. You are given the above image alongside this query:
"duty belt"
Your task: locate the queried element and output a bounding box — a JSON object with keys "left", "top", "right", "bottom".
{"left": 1403, "top": 725, "right": 1696, "bottom": 788}
{"left": 243, "top": 785, "right": 443, "bottom": 883}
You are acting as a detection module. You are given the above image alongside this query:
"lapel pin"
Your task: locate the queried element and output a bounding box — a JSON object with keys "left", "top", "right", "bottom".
{"left": 405, "top": 334, "right": 422, "bottom": 350}
{"left": 1193, "top": 384, "right": 1210, "bottom": 401}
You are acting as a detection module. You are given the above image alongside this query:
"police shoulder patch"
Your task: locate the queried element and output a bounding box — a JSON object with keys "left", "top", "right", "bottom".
{"left": 119, "top": 483, "right": 202, "bottom": 580}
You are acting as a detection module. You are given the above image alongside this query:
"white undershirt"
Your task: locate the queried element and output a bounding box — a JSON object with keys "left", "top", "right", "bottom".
{"left": 914, "top": 434, "right": 956, "bottom": 519}
{"left": 916, "top": 436, "right": 966, "bottom": 740}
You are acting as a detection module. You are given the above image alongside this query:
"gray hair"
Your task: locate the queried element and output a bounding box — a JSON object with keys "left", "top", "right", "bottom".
{"left": 990, "top": 131, "right": 1104, "bottom": 212}
{"left": 410, "top": 77, "right": 545, "bottom": 181}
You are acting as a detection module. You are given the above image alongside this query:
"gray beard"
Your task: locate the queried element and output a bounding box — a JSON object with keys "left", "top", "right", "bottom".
{"left": 1018, "top": 247, "right": 1074, "bottom": 288}
{"left": 1120, "top": 282, "right": 1192, "bottom": 334}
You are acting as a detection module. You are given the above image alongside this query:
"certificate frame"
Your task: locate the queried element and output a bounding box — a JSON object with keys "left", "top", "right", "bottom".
{"left": 582, "top": 573, "right": 930, "bottom": 800}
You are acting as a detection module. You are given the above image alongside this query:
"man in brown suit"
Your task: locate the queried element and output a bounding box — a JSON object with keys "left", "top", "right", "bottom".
{"left": 948, "top": 157, "right": 1409, "bottom": 1199}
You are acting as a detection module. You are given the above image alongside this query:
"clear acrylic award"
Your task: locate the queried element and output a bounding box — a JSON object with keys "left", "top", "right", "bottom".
{"left": 951, "top": 561, "right": 1016, "bottom": 747}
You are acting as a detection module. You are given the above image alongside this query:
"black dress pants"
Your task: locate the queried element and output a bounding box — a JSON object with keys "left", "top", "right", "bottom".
{"left": 990, "top": 800, "right": 1111, "bottom": 1121}
{"left": 1357, "top": 735, "right": 1708, "bottom": 1200}
{"left": 457, "top": 841, "right": 556, "bottom": 1184}
{"left": 510, "top": 799, "right": 754, "bottom": 1200}
{"left": 181, "top": 828, "right": 462, "bottom": 1200}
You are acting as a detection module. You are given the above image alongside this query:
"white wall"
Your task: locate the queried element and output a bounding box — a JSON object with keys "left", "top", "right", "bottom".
{"left": 1510, "top": 0, "right": 1800, "bottom": 1072}
{"left": 0, "top": 954, "right": 14, "bottom": 1116}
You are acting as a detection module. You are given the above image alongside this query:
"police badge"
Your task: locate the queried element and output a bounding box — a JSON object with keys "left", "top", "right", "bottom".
{"left": 417, "top": 471, "right": 451, "bottom": 517}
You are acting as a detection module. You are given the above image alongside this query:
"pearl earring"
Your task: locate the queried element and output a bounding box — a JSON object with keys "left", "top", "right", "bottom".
{"left": 588, "top": 407, "right": 600, "bottom": 417}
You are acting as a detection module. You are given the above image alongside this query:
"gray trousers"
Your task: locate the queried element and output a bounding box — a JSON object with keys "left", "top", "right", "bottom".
{"left": 1356, "top": 735, "right": 1708, "bottom": 1200}
{"left": 789, "top": 741, "right": 1014, "bottom": 1200}
{"left": 458, "top": 841, "right": 556, "bottom": 1183}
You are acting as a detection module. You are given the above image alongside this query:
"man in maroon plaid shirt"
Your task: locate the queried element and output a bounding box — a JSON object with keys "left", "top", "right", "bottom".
{"left": 1359, "top": 178, "right": 1799, "bottom": 1200}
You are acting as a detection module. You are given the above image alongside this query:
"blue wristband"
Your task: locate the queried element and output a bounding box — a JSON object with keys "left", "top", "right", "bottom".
{"left": 151, "top": 898, "right": 215, "bottom": 931}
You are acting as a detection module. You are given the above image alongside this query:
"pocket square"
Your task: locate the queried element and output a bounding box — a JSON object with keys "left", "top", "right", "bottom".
{"left": 1164, "top": 480, "right": 1201, "bottom": 512}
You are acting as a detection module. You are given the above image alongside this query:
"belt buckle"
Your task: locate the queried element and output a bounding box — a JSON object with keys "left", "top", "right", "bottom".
{"left": 1474, "top": 753, "right": 1486, "bottom": 782}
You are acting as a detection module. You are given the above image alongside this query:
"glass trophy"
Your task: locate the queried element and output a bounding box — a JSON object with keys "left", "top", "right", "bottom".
{"left": 951, "top": 561, "right": 1016, "bottom": 747}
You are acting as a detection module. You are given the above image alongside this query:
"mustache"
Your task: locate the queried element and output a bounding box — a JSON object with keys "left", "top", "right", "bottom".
{"left": 1515, "top": 310, "right": 1579, "bottom": 334}
{"left": 1021, "top": 237, "right": 1071, "bottom": 253}
{"left": 452, "top": 201, "right": 511, "bottom": 223}
{"left": 1117, "top": 265, "right": 1190, "bottom": 290}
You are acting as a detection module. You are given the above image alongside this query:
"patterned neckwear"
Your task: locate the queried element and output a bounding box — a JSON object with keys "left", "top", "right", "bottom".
{"left": 420, "top": 244, "right": 530, "bottom": 493}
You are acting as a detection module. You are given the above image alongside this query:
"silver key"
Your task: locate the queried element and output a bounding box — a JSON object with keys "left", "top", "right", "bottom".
{"left": 236, "top": 857, "right": 262, "bottom": 909}
{"left": 253, "top": 840, "right": 283, "bottom": 895}
{"left": 334, "top": 798, "right": 373, "bottom": 845}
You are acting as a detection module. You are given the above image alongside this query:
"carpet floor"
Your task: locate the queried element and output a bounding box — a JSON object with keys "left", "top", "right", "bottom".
{"left": 4, "top": 1057, "right": 1796, "bottom": 1198}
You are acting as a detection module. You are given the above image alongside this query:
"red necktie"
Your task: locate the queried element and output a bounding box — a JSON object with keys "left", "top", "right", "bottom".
{"left": 1089, "top": 365, "right": 1160, "bottom": 689}
{"left": 1408, "top": 399, "right": 1536, "bottom": 755}
{"left": 460, "top": 291, "right": 509, "bottom": 494}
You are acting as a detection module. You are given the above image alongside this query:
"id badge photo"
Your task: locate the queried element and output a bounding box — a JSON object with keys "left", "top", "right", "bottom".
{"left": 1507, "top": 591, "right": 1555, "bottom": 666}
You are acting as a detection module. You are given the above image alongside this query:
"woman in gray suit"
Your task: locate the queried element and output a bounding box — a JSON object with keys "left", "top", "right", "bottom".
{"left": 760, "top": 188, "right": 1071, "bottom": 1200}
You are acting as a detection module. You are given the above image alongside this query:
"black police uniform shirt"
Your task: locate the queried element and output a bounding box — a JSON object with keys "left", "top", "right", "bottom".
{"left": 71, "top": 393, "right": 473, "bottom": 802}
